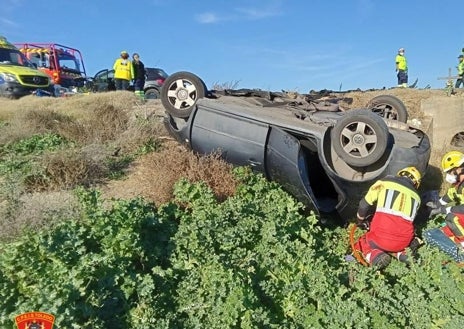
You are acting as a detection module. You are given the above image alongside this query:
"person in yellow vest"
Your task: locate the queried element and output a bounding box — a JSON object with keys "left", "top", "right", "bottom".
{"left": 455, "top": 55, "right": 464, "bottom": 88}
{"left": 395, "top": 48, "right": 408, "bottom": 88}
{"left": 113, "top": 50, "right": 134, "bottom": 90}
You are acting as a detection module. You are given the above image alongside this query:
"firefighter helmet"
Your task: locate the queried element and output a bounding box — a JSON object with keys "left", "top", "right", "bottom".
{"left": 441, "top": 151, "right": 464, "bottom": 172}
{"left": 397, "top": 166, "right": 421, "bottom": 188}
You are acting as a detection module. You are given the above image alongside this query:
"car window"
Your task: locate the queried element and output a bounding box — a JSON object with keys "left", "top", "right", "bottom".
{"left": 146, "top": 68, "right": 168, "bottom": 80}
{"left": 58, "top": 53, "right": 81, "bottom": 72}
{"left": 94, "top": 70, "right": 108, "bottom": 82}
{"left": 0, "top": 48, "right": 32, "bottom": 67}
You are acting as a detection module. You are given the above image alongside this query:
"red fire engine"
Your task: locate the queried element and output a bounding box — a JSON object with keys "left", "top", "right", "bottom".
{"left": 15, "top": 43, "right": 87, "bottom": 89}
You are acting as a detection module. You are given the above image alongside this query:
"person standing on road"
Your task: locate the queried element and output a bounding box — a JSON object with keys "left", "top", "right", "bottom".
{"left": 455, "top": 55, "right": 464, "bottom": 88}
{"left": 113, "top": 50, "right": 134, "bottom": 91}
{"left": 132, "top": 53, "right": 146, "bottom": 100}
{"left": 423, "top": 151, "right": 464, "bottom": 263}
{"left": 395, "top": 48, "right": 408, "bottom": 88}
{"left": 352, "top": 167, "right": 422, "bottom": 269}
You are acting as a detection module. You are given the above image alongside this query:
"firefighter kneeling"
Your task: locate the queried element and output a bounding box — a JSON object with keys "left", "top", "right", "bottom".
{"left": 423, "top": 151, "right": 464, "bottom": 263}
{"left": 353, "top": 167, "right": 422, "bottom": 269}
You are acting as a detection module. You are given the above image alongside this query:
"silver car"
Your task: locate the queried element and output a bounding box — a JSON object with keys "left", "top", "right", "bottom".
{"left": 161, "top": 71, "right": 431, "bottom": 222}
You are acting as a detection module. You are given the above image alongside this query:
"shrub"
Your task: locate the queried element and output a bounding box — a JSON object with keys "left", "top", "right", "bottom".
{"left": 1, "top": 171, "right": 462, "bottom": 328}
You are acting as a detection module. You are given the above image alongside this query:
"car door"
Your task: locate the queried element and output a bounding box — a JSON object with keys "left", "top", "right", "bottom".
{"left": 190, "top": 105, "right": 268, "bottom": 172}
{"left": 92, "top": 69, "right": 115, "bottom": 92}
{"left": 265, "top": 126, "right": 319, "bottom": 213}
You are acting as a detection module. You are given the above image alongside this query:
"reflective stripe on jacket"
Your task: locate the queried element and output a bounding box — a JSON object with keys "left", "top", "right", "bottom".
{"left": 441, "top": 181, "right": 464, "bottom": 205}
{"left": 361, "top": 176, "right": 420, "bottom": 222}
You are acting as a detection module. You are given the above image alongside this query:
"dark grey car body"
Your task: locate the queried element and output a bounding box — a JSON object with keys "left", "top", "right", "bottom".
{"left": 162, "top": 72, "right": 431, "bottom": 220}
{"left": 88, "top": 67, "right": 168, "bottom": 99}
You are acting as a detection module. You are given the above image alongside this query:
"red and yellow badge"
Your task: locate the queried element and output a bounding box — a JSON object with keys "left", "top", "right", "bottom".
{"left": 15, "top": 312, "right": 55, "bottom": 329}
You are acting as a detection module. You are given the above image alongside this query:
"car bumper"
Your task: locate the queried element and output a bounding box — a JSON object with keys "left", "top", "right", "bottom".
{"left": 0, "top": 81, "right": 49, "bottom": 99}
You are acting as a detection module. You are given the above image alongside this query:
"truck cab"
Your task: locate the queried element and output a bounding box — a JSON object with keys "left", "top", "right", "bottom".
{"left": 15, "top": 43, "right": 87, "bottom": 89}
{"left": 0, "top": 36, "right": 50, "bottom": 99}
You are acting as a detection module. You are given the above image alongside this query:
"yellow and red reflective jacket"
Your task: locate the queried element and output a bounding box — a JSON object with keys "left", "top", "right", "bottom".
{"left": 360, "top": 176, "right": 420, "bottom": 221}
{"left": 113, "top": 58, "right": 134, "bottom": 81}
{"left": 357, "top": 176, "right": 421, "bottom": 249}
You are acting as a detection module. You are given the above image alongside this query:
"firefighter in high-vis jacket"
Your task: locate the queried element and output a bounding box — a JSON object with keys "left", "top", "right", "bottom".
{"left": 423, "top": 151, "right": 464, "bottom": 263}
{"left": 354, "top": 167, "right": 422, "bottom": 269}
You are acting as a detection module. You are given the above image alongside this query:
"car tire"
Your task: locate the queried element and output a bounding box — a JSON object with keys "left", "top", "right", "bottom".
{"left": 331, "top": 109, "right": 389, "bottom": 167}
{"left": 161, "top": 71, "right": 207, "bottom": 118}
{"left": 366, "top": 95, "right": 408, "bottom": 123}
{"left": 144, "top": 88, "right": 160, "bottom": 100}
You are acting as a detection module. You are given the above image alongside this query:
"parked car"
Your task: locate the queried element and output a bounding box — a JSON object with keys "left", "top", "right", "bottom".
{"left": 87, "top": 67, "right": 168, "bottom": 99}
{"left": 160, "top": 71, "right": 431, "bottom": 221}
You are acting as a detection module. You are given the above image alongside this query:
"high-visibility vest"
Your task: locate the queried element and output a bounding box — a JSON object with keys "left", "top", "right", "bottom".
{"left": 395, "top": 54, "right": 407, "bottom": 71}
{"left": 113, "top": 58, "right": 134, "bottom": 80}
{"left": 363, "top": 176, "right": 420, "bottom": 222}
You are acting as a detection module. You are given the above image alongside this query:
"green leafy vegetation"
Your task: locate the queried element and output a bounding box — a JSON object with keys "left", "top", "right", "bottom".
{"left": 0, "top": 92, "right": 462, "bottom": 328}
{"left": 0, "top": 169, "right": 463, "bottom": 328}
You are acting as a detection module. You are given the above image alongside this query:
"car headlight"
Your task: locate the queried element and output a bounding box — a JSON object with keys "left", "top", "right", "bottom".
{"left": 0, "top": 72, "right": 18, "bottom": 83}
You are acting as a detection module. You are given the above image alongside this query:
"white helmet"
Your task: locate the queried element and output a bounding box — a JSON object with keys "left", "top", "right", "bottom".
{"left": 398, "top": 48, "right": 405, "bottom": 53}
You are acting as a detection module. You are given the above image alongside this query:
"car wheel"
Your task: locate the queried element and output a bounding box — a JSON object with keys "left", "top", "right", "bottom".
{"left": 331, "top": 109, "right": 389, "bottom": 167}
{"left": 161, "top": 71, "right": 207, "bottom": 118}
{"left": 366, "top": 95, "right": 408, "bottom": 123}
{"left": 145, "top": 88, "right": 160, "bottom": 100}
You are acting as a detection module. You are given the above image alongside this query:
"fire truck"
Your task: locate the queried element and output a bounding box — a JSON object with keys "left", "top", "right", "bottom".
{"left": 15, "top": 43, "right": 87, "bottom": 89}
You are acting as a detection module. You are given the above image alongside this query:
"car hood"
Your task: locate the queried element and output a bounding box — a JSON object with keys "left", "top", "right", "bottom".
{"left": 0, "top": 64, "right": 49, "bottom": 77}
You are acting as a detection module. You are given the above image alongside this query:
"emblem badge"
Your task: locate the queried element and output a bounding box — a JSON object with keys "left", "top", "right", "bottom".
{"left": 15, "top": 312, "right": 55, "bottom": 329}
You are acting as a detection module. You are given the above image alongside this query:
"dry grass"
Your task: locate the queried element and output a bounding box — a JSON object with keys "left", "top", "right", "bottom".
{"left": 24, "top": 148, "right": 109, "bottom": 191}
{"left": 0, "top": 92, "right": 172, "bottom": 239}
{"left": 101, "top": 142, "right": 238, "bottom": 206}
{"left": 0, "top": 190, "right": 79, "bottom": 242}
{"left": 0, "top": 91, "right": 238, "bottom": 239}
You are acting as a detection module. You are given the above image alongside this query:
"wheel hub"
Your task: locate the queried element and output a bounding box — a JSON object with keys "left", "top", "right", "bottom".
{"left": 176, "top": 88, "right": 189, "bottom": 100}
{"left": 352, "top": 133, "right": 365, "bottom": 145}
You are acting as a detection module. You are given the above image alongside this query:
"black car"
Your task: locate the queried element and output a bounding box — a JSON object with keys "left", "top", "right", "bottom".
{"left": 160, "top": 71, "right": 431, "bottom": 221}
{"left": 87, "top": 67, "right": 168, "bottom": 99}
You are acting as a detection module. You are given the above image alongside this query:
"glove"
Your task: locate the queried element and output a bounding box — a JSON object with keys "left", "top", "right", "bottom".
{"left": 429, "top": 205, "right": 447, "bottom": 217}
{"left": 356, "top": 217, "right": 370, "bottom": 230}
{"left": 357, "top": 221, "right": 370, "bottom": 230}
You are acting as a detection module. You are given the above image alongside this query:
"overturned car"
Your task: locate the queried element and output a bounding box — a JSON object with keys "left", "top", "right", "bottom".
{"left": 160, "top": 71, "right": 431, "bottom": 221}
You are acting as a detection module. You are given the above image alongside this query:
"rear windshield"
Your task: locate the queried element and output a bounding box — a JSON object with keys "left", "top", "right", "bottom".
{"left": 146, "top": 68, "right": 168, "bottom": 80}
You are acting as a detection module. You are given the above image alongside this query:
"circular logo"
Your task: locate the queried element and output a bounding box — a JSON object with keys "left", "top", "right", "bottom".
{"left": 33, "top": 76, "right": 40, "bottom": 84}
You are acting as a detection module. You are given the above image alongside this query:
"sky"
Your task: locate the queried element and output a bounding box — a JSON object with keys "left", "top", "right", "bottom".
{"left": 1, "top": 0, "right": 462, "bottom": 92}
